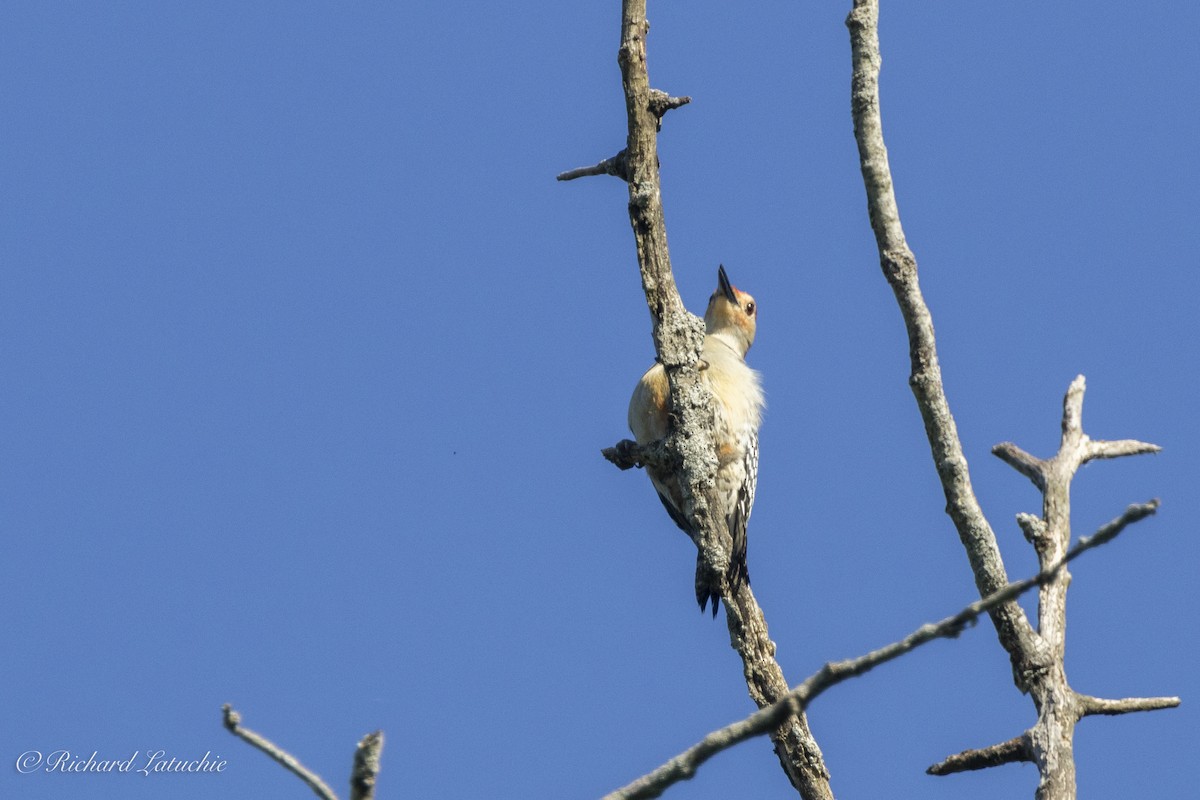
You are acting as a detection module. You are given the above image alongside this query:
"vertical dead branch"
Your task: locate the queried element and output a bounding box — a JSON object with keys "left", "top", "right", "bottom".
{"left": 986, "top": 381, "right": 1170, "bottom": 799}
{"left": 574, "top": 2, "right": 835, "bottom": 797}
{"left": 350, "top": 731, "right": 384, "bottom": 800}
{"left": 846, "top": 3, "right": 1175, "bottom": 798}
{"left": 616, "top": 1, "right": 720, "bottom": 604}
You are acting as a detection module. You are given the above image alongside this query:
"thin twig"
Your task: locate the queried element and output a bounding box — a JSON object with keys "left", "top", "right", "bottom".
{"left": 926, "top": 735, "right": 1031, "bottom": 776}
{"left": 1076, "top": 694, "right": 1180, "bottom": 718}
{"left": 1082, "top": 438, "right": 1162, "bottom": 463}
{"left": 1075, "top": 500, "right": 1159, "bottom": 549}
{"left": 222, "top": 704, "right": 340, "bottom": 800}
{"left": 992, "top": 442, "right": 1046, "bottom": 491}
{"left": 601, "top": 501, "right": 1158, "bottom": 800}
{"left": 557, "top": 150, "right": 629, "bottom": 182}
{"left": 647, "top": 89, "right": 691, "bottom": 130}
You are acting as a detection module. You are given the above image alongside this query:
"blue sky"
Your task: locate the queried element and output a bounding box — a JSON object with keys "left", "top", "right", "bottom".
{"left": 2, "top": 3, "right": 1195, "bottom": 799}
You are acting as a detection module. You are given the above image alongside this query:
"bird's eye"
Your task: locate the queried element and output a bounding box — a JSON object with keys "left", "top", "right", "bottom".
{"left": 745, "top": 301, "right": 755, "bottom": 316}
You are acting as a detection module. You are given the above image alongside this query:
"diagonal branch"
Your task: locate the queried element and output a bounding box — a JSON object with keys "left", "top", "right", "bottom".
{"left": 223, "top": 704, "right": 340, "bottom": 800}
{"left": 223, "top": 705, "right": 385, "bottom": 800}
{"left": 846, "top": 0, "right": 1037, "bottom": 671}
{"left": 992, "top": 442, "right": 1047, "bottom": 491}
{"left": 926, "top": 734, "right": 1031, "bottom": 776}
{"left": 600, "top": 502, "right": 1156, "bottom": 800}
{"left": 593, "top": 2, "right": 835, "bottom": 797}
{"left": 1075, "top": 499, "right": 1159, "bottom": 550}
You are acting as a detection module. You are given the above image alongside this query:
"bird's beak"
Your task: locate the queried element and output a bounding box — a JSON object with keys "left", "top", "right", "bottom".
{"left": 717, "top": 264, "right": 737, "bottom": 303}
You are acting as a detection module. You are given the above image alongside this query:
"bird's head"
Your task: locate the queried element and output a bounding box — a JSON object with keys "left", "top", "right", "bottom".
{"left": 704, "top": 265, "right": 757, "bottom": 356}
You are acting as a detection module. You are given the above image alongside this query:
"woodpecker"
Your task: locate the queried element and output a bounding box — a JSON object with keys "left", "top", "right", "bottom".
{"left": 628, "top": 265, "right": 764, "bottom": 616}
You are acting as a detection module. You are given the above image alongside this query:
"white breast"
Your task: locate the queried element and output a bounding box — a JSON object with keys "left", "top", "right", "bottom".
{"left": 701, "top": 335, "right": 764, "bottom": 446}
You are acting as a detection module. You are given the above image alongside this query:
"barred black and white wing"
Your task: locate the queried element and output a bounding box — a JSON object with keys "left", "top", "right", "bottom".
{"left": 726, "top": 427, "right": 757, "bottom": 594}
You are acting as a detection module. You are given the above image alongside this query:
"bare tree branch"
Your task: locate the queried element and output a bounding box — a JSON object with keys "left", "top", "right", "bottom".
{"left": 992, "top": 442, "right": 1047, "bottom": 491}
{"left": 846, "top": 4, "right": 1172, "bottom": 796}
{"left": 571, "top": 3, "right": 1173, "bottom": 798}
{"left": 1060, "top": 373, "right": 1087, "bottom": 439}
{"left": 1016, "top": 512, "right": 1050, "bottom": 550}
{"left": 601, "top": 437, "right": 672, "bottom": 473}
{"left": 926, "top": 735, "right": 1031, "bottom": 776}
{"left": 846, "top": 0, "right": 1038, "bottom": 671}
{"left": 350, "top": 731, "right": 384, "bottom": 800}
{"left": 557, "top": 150, "right": 630, "bottom": 182}
{"left": 1074, "top": 498, "right": 1160, "bottom": 549}
{"left": 557, "top": 91, "right": 689, "bottom": 182}
{"left": 647, "top": 89, "right": 691, "bottom": 129}
{"left": 1076, "top": 694, "right": 1181, "bottom": 718}
{"left": 600, "top": 503, "right": 1157, "bottom": 800}
{"left": 614, "top": 0, "right": 722, "bottom": 607}
{"left": 1082, "top": 438, "right": 1162, "bottom": 463}
{"left": 222, "top": 706, "right": 385, "bottom": 800}
{"left": 998, "top": 381, "right": 1167, "bottom": 799}
{"left": 994, "top": 430, "right": 1159, "bottom": 491}
{"left": 570, "top": 2, "right": 836, "bottom": 796}
{"left": 223, "top": 704, "right": 340, "bottom": 800}
{"left": 983, "top": 380, "right": 1166, "bottom": 800}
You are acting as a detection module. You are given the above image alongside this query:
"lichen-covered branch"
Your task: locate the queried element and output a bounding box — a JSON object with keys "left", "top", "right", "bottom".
{"left": 561, "top": 1, "right": 834, "bottom": 797}
{"left": 615, "top": 0, "right": 720, "bottom": 598}
{"left": 350, "top": 731, "right": 384, "bottom": 800}
{"left": 647, "top": 90, "right": 691, "bottom": 127}
{"left": 601, "top": 437, "right": 673, "bottom": 473}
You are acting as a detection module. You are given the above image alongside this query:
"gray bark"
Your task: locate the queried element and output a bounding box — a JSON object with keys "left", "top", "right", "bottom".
{"left": 847, "top": 3, "right": 1175, "bottom": 797}
{"left": 586, "top": 2, "right": 835, "bottom": 797}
